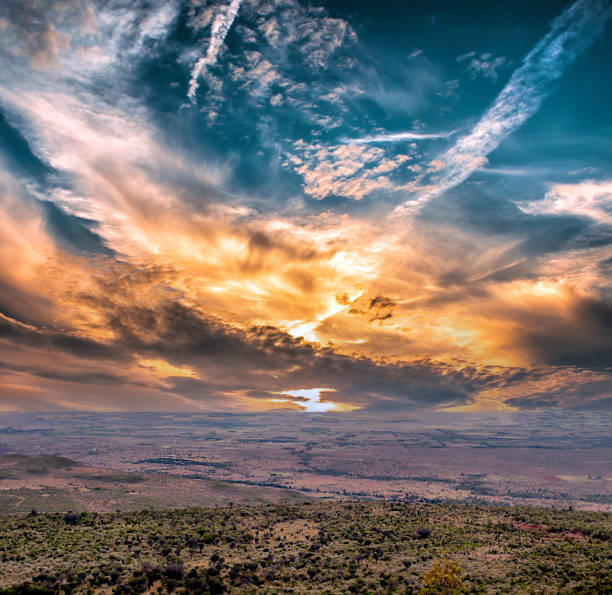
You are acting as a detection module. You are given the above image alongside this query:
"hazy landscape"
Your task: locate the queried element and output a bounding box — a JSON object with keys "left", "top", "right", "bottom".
{"left": 1, "top": 411, "right": 611, "bottom": 513}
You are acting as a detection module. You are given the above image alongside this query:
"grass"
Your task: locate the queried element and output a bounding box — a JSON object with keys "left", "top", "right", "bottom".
{"left": 0, "top": 488, "right": 82, "bottom": 515}
{"left": 0, "top": 501, "right": 610, "bottom": 593}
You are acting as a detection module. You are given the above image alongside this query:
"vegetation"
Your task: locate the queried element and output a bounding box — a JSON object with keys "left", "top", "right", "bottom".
{"left": 421, "top": 559, "right": 463, "bottom": 594}
{"left": 0, "top": 502, "right": 610, "bottom": 593}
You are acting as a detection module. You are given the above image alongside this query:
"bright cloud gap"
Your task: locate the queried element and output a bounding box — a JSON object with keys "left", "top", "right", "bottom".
{"left": 269, "top": 389, "right": 360, "bottom": 413}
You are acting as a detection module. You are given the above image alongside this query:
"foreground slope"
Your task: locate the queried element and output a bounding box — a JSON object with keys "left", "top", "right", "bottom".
{"left": 0, "top": 502, "right": 610, "bottom": 593}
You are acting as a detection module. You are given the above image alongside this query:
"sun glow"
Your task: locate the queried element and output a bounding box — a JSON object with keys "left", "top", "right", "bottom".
{"left": 269, "top": 388, "right": 361, "bottom": 413}
{"left": 138, "top": 359, "right": 199, "bottom": 379}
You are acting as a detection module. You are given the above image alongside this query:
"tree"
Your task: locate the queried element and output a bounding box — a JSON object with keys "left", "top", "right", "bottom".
{"left": 421, "top": 559, "right": 463, "bottom": 595}
{"left": 163, "top": 564, "right": 184, "bottom": 580}
{"left": 63, "top": 513, "right": 79, "bottom": 526}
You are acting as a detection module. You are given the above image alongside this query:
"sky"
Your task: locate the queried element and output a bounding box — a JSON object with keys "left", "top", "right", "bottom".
{"left": 0, "top": 0, "right": 611, "bottom": 413}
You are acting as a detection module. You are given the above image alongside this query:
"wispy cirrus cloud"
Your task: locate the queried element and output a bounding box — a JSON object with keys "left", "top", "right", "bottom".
{"left": 187, "top": 0, "right": 243, "bottom": 103}
{"left": 396, "top": 0, "right": 612, "bottom": 213}
{"left": 343, "top": 129, "right": 457, "bottom": 145}
{"left": 0, "top": 0, "right": 180, "bottom": 81}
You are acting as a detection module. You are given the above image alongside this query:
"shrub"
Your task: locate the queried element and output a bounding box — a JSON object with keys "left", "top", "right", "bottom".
{"left": 63, "top": 513, "right": 80, "bottom": 526}
{"left": 207, "top": 576, "right": 226, "bottom": 594}
{"left": 163, "top": 564, "right": 184, "bottom": 580}
{"left": 421, "top": 559, "right": 463, "bottom": 595}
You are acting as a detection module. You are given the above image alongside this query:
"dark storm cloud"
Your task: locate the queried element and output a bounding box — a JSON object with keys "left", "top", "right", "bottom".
{"left": 0, "top": 279, "right": 53, "bottom": 329}
{"left": 0, "top": 360, "right": 130, "bottom": 386}
{"left": 506, "top": 375, "right": 612, "bottom": 410}
{"left": 77, "top": 295, "right": 515, "bottom": 410}
{"left": 419, "top": 184, "right": 611, "bottom": 260}
{"left": 0, "top": 314, "right": 119, "bottom": 360}
{"left": 504, "top": 395, "right": 560, "bottom": 409}
{"left": 0, "top": 291, "right": 500, "bottom": 410}
{"left": 570, "top": 397, "right": 612, "bottom": 411}
{"left": 515, "top": 296, "right": 612, "bottom": 369}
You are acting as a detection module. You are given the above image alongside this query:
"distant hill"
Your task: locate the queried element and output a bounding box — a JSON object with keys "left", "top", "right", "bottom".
{"left": 0, "top": 454, "right": 80, "bottom": 475}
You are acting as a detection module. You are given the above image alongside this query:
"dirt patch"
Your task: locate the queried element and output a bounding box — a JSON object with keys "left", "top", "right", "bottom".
{"left": 270, "top": 519, "right": 319, "bottom": 542}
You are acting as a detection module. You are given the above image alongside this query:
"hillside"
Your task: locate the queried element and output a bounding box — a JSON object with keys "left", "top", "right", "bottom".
{"left": 0, "top": 502, "right": 610, "bottom": 593}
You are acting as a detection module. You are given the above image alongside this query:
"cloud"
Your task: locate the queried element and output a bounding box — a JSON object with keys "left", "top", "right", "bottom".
{"left": 14, "top": 240, "right": 607, "bottom": 413}
{"left": 395, "top": 0, "right": 612, "bottom": 213}
{"left": 0, "top": 283, "right": 483, "bottom": 411}
{"left": 456, "top": 51, "right": 476, "bottom": 62}
{"left": 460, "top": 52, "right": 508, "bottom": 80}
{"left": 0, "top": 167, "right": 61, "bottom": 327}
{"left": 503, "top": 372, "right": 612, "bottom": 410}
{"left": 187, "top": 0, "right": 243, "bottom": 103}
{"left": 347, "top": 295, "right": 396, "bottom": 322}
{"left": 518, "top": 180, "right": 612, "bottom": 224}
{"left": 0, "top": 85, "right": 231, "bottom": 261}
{"left": 0, "top": 1, "right": 72, "bottom": 69}
{"left": 504, "top": 395, "right": 560, "bottom": 409}
{"left": 343, "top": 129, "right": 456, "bottom": 145}
{"left": 357, "top": 58, "right": 439, "bottom": 117}
{"left": 512, "top": 292, "right": 612, "bottom": 369}
{"left": 475, "top": 166, "right": 548, "bottom": 177}
{"left": 248, "top": 0, "right": 357, "bottom": 68}
{"left": 0, "top": 0, "right": 179, "bottom": 76}
{"left": 0, "top": 312, "right": 118, "bottom": 360}
{"left": 187, "top": 0, "right": 358, "bottom": 129}
{"left": 288, "top": 141, "right": 412, "bottom": 200}
{"left": 0, "top": 360, "right": 134, "bottom": 388}
{"left": 1, "top": 153, "right": 610, "bottom": 411}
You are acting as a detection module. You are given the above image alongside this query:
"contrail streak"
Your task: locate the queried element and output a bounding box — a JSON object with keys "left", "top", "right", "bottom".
{"left": 344, "top": 129, "right": 457, "bottom": 144}
{"left": 395, "top": 0, "right": 612, "bottom": 214}
{"left": 187, "top": 0, "right": 243, "bottom": 103}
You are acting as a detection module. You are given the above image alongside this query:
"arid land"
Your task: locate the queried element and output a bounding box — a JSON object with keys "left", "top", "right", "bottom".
{"left": 1, "top": 411, "right": 610, "bottom": 512}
